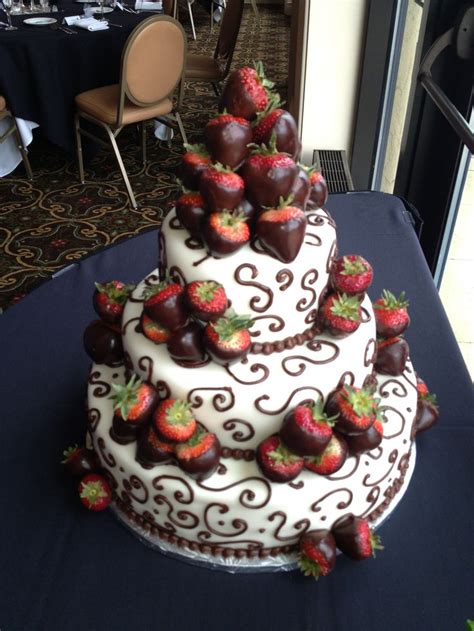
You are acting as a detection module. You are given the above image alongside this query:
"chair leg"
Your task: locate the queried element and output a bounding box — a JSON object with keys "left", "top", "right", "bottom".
{"left": 13, "top": 124, "right": 33, "bottom": 181}
{"left": 187, "top": 0, "right": 196, "bottom": 39}
{"left": 212, "top": 82, "right": 221, "bottom": 97}
{"left": 175, "top": 112, "right": 188, "bottom": 146}
{"left": 74, "top": 113, "right": 85, "bottom": 185}
{"left": 141, "top": 122, "right": 147, "bottom": 166}
{"left": 105, "top": 126, "right": 138, "bottom": 209}
{"left": 250, "top": 0, "right": 259, "bottom": 20}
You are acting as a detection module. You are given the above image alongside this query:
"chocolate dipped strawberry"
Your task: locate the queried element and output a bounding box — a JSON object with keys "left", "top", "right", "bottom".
{"left": 242, "top": 142, "right": 298, "bottom": 209}
{"left": 304, "top": 433, "right": 348, "bottom": 475}
{"left": 140, "top": 312, "right": 170, "bottom": 345}
{"left": 204, "top": 112, "right": 252, "bottom": 169}
{"left": 78, "top": 473, "right": 112, "bottom": 512}
{"left": 203, "top": 210, "right": 250, "bottom": 257}
{"left": 175, "top": 427, "right": 221, "bottom": 481}
{"left": 257, "top": 434, "right": 304, "bottom": 483}
{"left": 256, "top": 199, "right": 307, "bottom": 263}
{"left": 319, "top": 292, "right": 362, "bottom": 338}
{"left": 83, "top": 320, "right": 123, "bottom": 365}
{"left": 167, "top": 321, "right": 206, "bottom": 365}
{"left": 219, "top": 62, "right": 275, "bottom": 120}
{"left": 289, "top": 164, "right": 311, "bottom": 210}
{"left": 204, "top": 310, "right": 253, "bottom": 365}
{"left": 136, "top": 426, "right": 175, "bottom": 469}
{"left": 153, "top": 398, "right": 196, "bottom": 443}
{"left": 109, "top": 374, "right": 158, "bottom": 444}
{"left": 330, "top": 255, "right": 373, "bottom": 296}
{"left": 280, "top": 398, "right": 337, "bottom": 457}
{"left": 307, "top": 168, "right": 328, "bottom": 208}
{"left": 199, "top": 163, "right": 244, "bottom": 213}
{"left": 345, "top": 418, "right": 383, "bottom": 455}
{"left": 332, "top": 514, "right": 383, "bottom": 560}
{"left": 374, "top": 336, "right": 409, "bottom": 375}
{"left": 373, "top": 290, "right": 410, "bottom": 338}
{"left": 236, "top": 197, "right": 257, "bottom": 226}
{"left": 185, "top": 280, "right": 228, "bottom": 322}
{"left": 175, "top": 191, "right": 207, "bottom": 240}
{"left": 414, "top": 391, "right": 439, "bottom": 435}
{"left": 93, "top": 280, "right": 134, "bottom": 325}
{"left": 62, "top": 445, "right": 100, "bottom": 477}
{"left": 325, "top": 385, "right": 377, "bottom": 435}
{"left": 142, "top": 278, "right": 187, "bottom": 332}
{"left": 179, "top": 143, "right": 211, "bottom": 190}
{"left": 298, "top": 530, "right": 337, "bottom": 579}
{"left": 253, "top": 106, "right": 301, "bottom": 160}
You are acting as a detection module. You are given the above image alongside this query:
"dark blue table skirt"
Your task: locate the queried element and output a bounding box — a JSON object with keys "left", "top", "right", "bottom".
{"left": 1, "top": 192, "right": 473, "bottom": 631}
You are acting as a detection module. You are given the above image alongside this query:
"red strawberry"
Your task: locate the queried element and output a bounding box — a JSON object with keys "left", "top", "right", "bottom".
{"left": 319, "top": 293, "right": 362, "bottom": 338}
{"left": 253, "top": 106, "right": 301, "bottom": 160}
{"left": 175, "top": 427, "right": 221, "bottom": 481}
{"left": 140, "top": 312, "right": 170, "bottom": 344}
{"left": 325, "top": 385, "right": 378, "bottom": 435}
{"left": 199, "top": 164, "right": 244, "bottom": 213}
{"left": 332, "top": 514, "right": 383, "bottom": 560}
{"left": 374, "top": 336, "right": 409, "bottom": 375}
{"left": 330, "top": 255, "right": 373, "bottom": 296}
{"left": 298, "top": 530, "right": 337, "bottom": 579}
{"left": 175, "top": 191, "right": 207, "bottom": 240}
{"left": 185, "top": 280, "right": 228, "bottom": 322}
{"left": 167, "top": 321, "right": 206, "bottom": 365}
{"left": 280, "top": 398, "right": 337, "bottom": 457}
{"left": 204, "top": 113, "right": 252, "bottom": 169}
{"left": 219, "top": 62, "right": 275, "bottom": 120}
{"left": 93, "top": 280, "right": 134, "bottom": 325}
{"left": 241, "top": 143, "right": 298, "bottom": 209}
{"left": 179, "top": 143, "right": 211, "bottom": 190}
{"left": 83, "top": 319, "right": 123, "bottom": 365}
{"left": 142, "top": 278, "right": 188, "bottom": 332}
{"left": 136, "top": 426, "right": 175, "bottom": 469}
{"left": 345, "top": 418, "right": 383, "bottom": 455}
{"left": 414, "top": 391, "right": 439, "bottom": 435}
{"left": 288, "top": 165, "right": 311, "bottom": 210}
{"left": 203, "top": 210, "right": 250, "bottom": 257}
{"left": 304, "top": 433, "right": 348, "bottom": 475}
{"left": 204, "top": 311, "right": 253, "bottom": 365}
{"left": 256, "top": 201, "right": 307, "bottom": 263}
{"left": 373, "top": 290, "right": 410, "bottom": 338}
{"left": 153, "top": 399, "right": 196, "bottom": 443}
{"left": 109, "top": 374, "right": 158, "bottom": 444}
{"left": 256, "top": 434, "right": 304, "bottom": 483}
{"left": 78, "top": 473, "right": 112, "bottom": 512}
{"left": 415, "top": 375, "right": 430, "bottom": 398}
{"left": 307, "top": 168, "right": 328, "bottom": 208}
{"left": 62, "top": 445, "right": 100, "bottom": 477}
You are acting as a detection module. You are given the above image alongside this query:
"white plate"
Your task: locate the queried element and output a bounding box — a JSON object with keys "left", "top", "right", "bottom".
{"left": 89, "top": 6, "right": 113, "bottom": 13}
{"left": 23, "top": 17, "right": 57, "bottom": 24}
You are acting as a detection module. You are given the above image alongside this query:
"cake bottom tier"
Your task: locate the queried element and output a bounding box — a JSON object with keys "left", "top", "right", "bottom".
{"left": 87, "top": 363, "right": 418, "bottom": 571}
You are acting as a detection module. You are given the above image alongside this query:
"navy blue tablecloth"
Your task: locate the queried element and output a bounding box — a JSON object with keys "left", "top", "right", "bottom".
{"left": 1, "top": 192, "right": 473, "bottom": 631}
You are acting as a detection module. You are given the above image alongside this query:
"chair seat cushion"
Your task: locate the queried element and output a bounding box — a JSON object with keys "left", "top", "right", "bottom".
{"left": 0, "top": 96, "right": 6, "bottom": 111}
{"left": 75, "top": 85, "right": 173, "bottom": 125}
{"left": 185, "top": 54, "right": 223, "bottom": 81}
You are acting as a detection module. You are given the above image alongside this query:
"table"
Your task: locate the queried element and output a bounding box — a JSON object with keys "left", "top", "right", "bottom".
{"left": 1, "top": 192, "right": 473, "bottom": 631}
{"left": 0, "top": 2, "right": 152, "bottom": 154}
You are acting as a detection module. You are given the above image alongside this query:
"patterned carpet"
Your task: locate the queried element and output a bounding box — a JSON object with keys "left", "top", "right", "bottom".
{"left": 0, "top": 3, "right": 289, "bottom": 312}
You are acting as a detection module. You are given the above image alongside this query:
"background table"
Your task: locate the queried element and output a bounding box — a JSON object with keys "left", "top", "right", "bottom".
{"left": 1, "top": 192, "right": 473, "bottom": 631}
{"left": 0, "top": 2, "right": 152, "bottom": 153}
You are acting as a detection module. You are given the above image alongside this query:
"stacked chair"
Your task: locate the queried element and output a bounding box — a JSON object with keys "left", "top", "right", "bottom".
{"left": 0, "top": 96, "right": 33, "bottom": 180}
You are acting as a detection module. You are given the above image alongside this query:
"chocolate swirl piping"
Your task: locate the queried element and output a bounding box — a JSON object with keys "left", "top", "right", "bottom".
{"left": 222, "top": 419, "right": 255, "bottom": 443}
{"left": 97, "top": 436, "right": 116, "bottom": 468}
{"left": 282, "top": 340, "right": 340, "bottom": 376}
{"left": 234, "top": 264, "right": 273, "bottom": 313}
{"left": 379, "top": 406, "right": 406, "bottom": 438}
{"left": 249, "top": 314, "right": 285, "bottom": 338}
{"left": 379, "top": 379, "right": 408, "bottom": 398}
{"left": 225, "top": 362, "right": 270, "bottom": 385}
{"left": 311, "top": 488, "right": 353, "bottom": 513}
{"left": 196, "top": 477, "right": 272, "bottom": 509}
{"left": 187, "top": 387, "right": 235, "bottom": 412}
{"left": 296, "top": 269, "right": 318, "bottom": 312}
{"left": 200, "top": 504, "right": 247, "bottom": 538}
{"left": 138, "top": 356, "right": 154, "bottom": 383}
{"left": 268, "top": 512, "right": 310, "bottom": 541}
{"left": 255, "top": 387, "right": 324, "bottom": 415}
{"left": 364, "top": 338, "right": 377, "bottom": 366}
{"left": 363, "top": 449, "right": 398, "bottom": 486}
{"left": 123, "top": 475, "right": 149, "bottom": 504}
{"left": 87, "top": 408, "right": 101, "bottom": 433}
{"left": 88, "top": 370, "right": 112, "bottom": 397}
{"left": 276, "top": 269, "right": 294, "bottom": 291}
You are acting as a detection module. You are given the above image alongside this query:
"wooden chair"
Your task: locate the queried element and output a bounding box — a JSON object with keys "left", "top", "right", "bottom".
{"left": 0, "top": 96, "right": 33, "bottom": 180}
{"left": 184, "top": 0, "right": 244, "bottom": 96}
{"left": 74, "top": 16, "right": 187, "bottom": 209}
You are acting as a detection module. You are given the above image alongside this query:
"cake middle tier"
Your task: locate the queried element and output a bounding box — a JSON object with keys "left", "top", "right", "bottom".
{"left": 122, "top": 280, "right": 377, "bottom": 452}
{"left": 159, "top": 207, "right": 338, "bottom": 342}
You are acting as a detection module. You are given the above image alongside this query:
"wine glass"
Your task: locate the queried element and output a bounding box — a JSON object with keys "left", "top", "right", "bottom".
{"left": 2, "top": 0, "right": 18, "bottom": 29}
{"left": 96, "top": 0, "right": 106, "bottom": 21}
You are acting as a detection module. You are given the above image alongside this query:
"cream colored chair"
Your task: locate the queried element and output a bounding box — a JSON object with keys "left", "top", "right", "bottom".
{"left": 0, "top": 96, "right": 33, "bottom": 180}
{"left": 74, "top": 16, "right": 187, "bottom": 209}
{"left": 185, "top": 0, "right": 244, "bottom": 96}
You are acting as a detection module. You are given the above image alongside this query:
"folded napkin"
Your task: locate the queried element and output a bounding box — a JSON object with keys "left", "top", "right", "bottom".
{"left": 135, "top": 0, "right": 162, "bottom": 10}
{"left": 74, "top": 16, "right": 109, "bottom": 30}
{"left": 63, "top": 14, "right": 82, "bottom": 25}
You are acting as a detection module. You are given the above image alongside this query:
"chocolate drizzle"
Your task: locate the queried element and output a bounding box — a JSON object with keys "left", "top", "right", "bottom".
{"left": 364, "top": 338, "right": 377, "bottom": 366}
{"left": 275, "top": 268, "right": 294, "bottom": 291}
{"left": 267, "top": 512, "right": 310, "bottom": 541}
{"left": 234, "top": 264, "right": 273, "bottom": 313}
{"left": 222, "top": 418, "right": 255, "bottom": 442}
{"left": 97, "top": 436, "right": 116, "bottom": 468}
{"left": 336, "top": 371, "right": 356, "bottom": 388}
{"left": 184, "top": 237, "right": 204, "bottom": 250}
{"left": 248, "top": 315, "right": 285, "bottom": 338}
{"left": 87, "top": 408, "right": 101, "bottom": 433}
{"left": 200, "top": 504, "right": 248, "bottom": 538}
{"left": 380, "top": 379, "right": 408, "bottom": 398}
{"left": 363, "top": 449, "right": 398, "bottom": 486}
{"left": 296, "top": 269, "right": 318, "bottom": 312}
{"left": 88, "top": 370, "right": 112, "bottom": 398}
{"left": 379, "top": 406, "right": 405, "bottom": 438}
{"left": 123, "top": 316, "right": 140, "bottom": 334}
{"left": 138, "top": 356, "right": 154, "bottom": 383}
{"left": 255, "top": 386, "right": 324, "bottom": 415}
{"left": 304, "top": 232, "right": 322, "bottom": 247}
{"left": 196, "top": 477, "right": 272, "bottom": 510}
{"left": 168, "top": 265, "right": 187, "bottom": 286}
{"left": 327, "top": 455, "right": 360, "bottom": 480}
{"left": 187, "top": 387, "right": 235, "bottom": 412}
{"left": 282, "top": 340, "right": 340, "bottom": 376}
{"left": 123, "top": 475, "right": 149, "bottom": 504}
{"left": 326, "top": 240, "right": 338, "bottom": 273}
{"left": 156, "top": 380, "right": 171, "bottom": 399}
{"left": 225, "top": 361, "right": 269, "bottom": 385}
{"left": 311, "top": 489, "right": 353, "bottom": 513}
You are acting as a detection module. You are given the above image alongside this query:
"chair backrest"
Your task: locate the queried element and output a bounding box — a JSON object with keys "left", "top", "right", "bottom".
{"left": 118, "top": 15, "right": 187, "bottom": 116}
{"left": 214, "top": 0, "right": 244, "bottom": 78}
